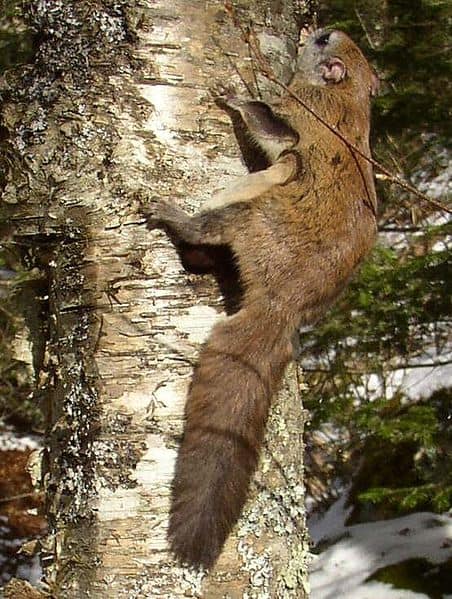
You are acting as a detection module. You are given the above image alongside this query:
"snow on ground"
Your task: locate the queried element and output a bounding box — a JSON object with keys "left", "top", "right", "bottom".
{"left": 314, "top": 580, "right": 432, "bottom": 599}
{"left": 0, "top": 427, "right": 40, "bottom": 452}
{"left": 309, "top": 509, "right": 452, "bottom": 599}
{"left": 308, "top": 486, "right": 352, "bottom": 545}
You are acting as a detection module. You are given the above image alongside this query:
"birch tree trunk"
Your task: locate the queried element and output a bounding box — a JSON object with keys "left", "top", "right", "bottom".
{"left": 1, "top": 1, "right": 312, "bottom": 596}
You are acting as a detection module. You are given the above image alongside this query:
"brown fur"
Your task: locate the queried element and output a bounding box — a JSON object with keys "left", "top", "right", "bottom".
{"left": 142, "top": 29, "right": 378, "bottom": 569}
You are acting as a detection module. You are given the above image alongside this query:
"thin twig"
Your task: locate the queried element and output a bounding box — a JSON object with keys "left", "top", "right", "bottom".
{"left": 355, "top": 8, "right": 375, "bottom": 50}
{"left": 224, "top": 3, "right": 451, "bottom": 216}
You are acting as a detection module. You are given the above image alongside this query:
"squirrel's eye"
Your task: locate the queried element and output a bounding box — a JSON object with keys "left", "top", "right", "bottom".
{"left": 315, "top": 32, "right": 331, "bottom": 46}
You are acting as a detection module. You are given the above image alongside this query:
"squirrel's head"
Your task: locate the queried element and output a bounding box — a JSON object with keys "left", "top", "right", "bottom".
{"left": 298, "top": 29, "right": 379, "bottom": 100}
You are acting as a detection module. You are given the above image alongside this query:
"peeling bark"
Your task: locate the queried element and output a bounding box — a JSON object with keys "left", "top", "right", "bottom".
{"left": 1, "top": 1, "right": 313, "bottom": 596}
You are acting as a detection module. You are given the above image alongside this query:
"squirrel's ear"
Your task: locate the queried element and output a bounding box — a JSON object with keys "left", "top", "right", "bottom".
{"left": 320, "top": 58, "right": 346, "bottom": 84}
{"left": 370, "top": 70, "right": 380, "bottom": 97}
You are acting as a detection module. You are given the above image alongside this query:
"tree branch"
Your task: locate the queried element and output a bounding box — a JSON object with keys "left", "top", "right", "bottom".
{"left": 224, "top": 2, "right": 452, "bottom": 216}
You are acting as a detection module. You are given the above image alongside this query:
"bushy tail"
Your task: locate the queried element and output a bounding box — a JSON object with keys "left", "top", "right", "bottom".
{"left": 168, "top": 307, "right": 292, "bottom": 569}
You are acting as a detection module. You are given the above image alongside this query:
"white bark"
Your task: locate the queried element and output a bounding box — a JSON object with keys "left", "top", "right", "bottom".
{"left": 2, "top": 1, "right": 312, "bottom": 596}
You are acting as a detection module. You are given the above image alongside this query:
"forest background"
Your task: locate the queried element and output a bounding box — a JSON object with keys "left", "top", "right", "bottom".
{"left": 0, "top": 0, "right": 450, "bottom": 596}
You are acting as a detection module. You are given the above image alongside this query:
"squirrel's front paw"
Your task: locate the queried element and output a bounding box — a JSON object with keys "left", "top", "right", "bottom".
{"left": 140, "top": 195, "right": 162, "bottom": 220}
{"left": 212, "top": 83, "right": 243, "bottom": 110}
{"left": 140, "top": 195, "right": 184, "bottom": 227}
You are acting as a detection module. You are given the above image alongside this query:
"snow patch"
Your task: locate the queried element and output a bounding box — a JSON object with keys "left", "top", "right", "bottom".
{"left": 309, "top": 512, "right": 452, "bottom": 599}
{"left": 0, "top": 429, "right": 40, "bottom": 452}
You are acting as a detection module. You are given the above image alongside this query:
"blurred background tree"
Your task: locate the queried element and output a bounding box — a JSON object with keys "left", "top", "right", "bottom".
{"left": 0, "top": 0, "right": 39, "bottom": 430}
{"left": 0, "top": 0, "right": 34, "bottom": 73}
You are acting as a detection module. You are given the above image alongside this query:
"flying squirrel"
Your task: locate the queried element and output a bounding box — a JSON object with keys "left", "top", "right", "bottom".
{"left": 141, "top": 29, "right": 379, "bottom": 569}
